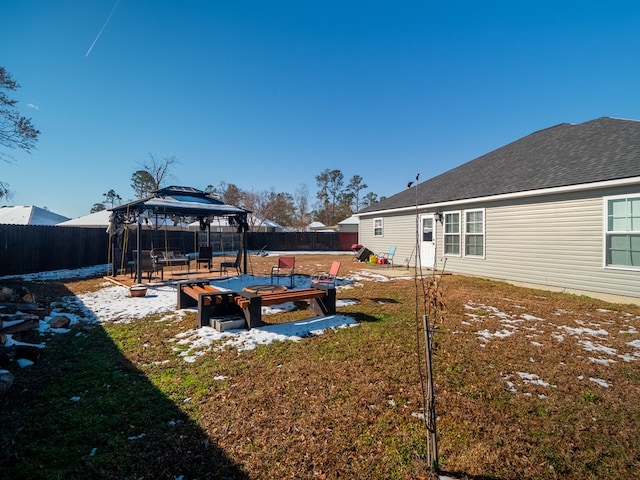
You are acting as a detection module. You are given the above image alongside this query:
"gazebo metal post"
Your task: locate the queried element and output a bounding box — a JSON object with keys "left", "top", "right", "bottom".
{"left": 135, "top": 208, "right": 142, "bottom": 284}
{"left": 243, "top": 228, "right": 248, "bottom": 274}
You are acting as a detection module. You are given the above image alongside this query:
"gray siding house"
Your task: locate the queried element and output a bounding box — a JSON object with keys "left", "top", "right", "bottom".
{"left": 357, "top": 117, "right": 640, "bottom": 301}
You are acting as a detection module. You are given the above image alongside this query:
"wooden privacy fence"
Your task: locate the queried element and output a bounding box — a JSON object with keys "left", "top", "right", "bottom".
{"left": 0, "top": 225, "right": 110, "bottom": 276}
{"left": 247, "top": 232, "right": 341, "bottom": 252}
{"left": 0, "top": 225, "right": 353, "bottom": 276}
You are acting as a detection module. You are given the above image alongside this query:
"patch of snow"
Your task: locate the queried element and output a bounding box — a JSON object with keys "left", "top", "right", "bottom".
{"left": 589, "top": 377, "right": 611, "bottom": 388}
{"left": 521, "top": 313, "right": 544, "bottom": 321}
{"left": 517, "top": 372, "right": 555, "bottom": 388}
{"left": 0, "top": 265, "right": 109, "bottom": 281}
{"left": 579, "top": 340, "right": 617, "bottom": 356}
{"left": 476, "top": 328, "right": 515, "bottom": 340}
{"left": 558, "top": 325, "right": 609, "bottom": 337}
{"left": 588, "top": 357, "right": 616, "bottom": 366}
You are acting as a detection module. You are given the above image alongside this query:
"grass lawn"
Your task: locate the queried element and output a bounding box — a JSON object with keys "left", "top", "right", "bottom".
{"left": 1, "top": 253, "right": 639, "bottom": 479}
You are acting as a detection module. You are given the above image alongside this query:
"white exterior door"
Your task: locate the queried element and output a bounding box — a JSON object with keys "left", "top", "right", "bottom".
{"left": 420, "top": 214, "right": 436, "bottom": 269}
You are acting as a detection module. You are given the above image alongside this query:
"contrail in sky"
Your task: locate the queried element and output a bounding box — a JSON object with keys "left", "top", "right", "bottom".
{"left": 85, "top": 0, "right": 121, "bottom": 57}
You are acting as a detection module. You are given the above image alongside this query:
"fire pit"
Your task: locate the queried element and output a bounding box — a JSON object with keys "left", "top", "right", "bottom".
{"left": 242, "top": 284, "right": 287, "bottom": 295}
{"left": 129, "top": 284, "right": 148, "bottom": 297}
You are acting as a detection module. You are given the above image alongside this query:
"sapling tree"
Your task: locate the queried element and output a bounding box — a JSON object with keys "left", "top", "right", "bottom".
{"left": 410, "top": 173, "right": 445, "bottom": 473}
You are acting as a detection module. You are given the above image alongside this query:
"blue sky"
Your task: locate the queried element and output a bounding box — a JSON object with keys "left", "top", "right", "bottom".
{"left": 2, "top": 1, "right": 640, "bottom": 219}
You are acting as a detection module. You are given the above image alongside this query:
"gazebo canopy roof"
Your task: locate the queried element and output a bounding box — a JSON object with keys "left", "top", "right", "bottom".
{"left": 108, "top": 186, "right": 252, "bottom": 283}
{"left": 109, "top": 185, "right": 250, "bottom": 218}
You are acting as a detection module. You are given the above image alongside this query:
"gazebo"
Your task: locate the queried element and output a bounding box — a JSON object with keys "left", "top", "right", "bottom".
{"left": 108, "top": 186, "right": 251, "bottom": 284}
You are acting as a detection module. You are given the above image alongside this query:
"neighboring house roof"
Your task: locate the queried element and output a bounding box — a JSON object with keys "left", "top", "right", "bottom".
{"left": 263, "top": 219, "right": 283, "bottom": 228}
{"left": 338, "top": 215, "right": 359, "bottom": 226}
{"left": 0, "top": 205, "right": 70, "bottom": 225}
{"left": 59, "top": 210, "right": 193, "bottom": 230}
{"left": 308, "top": 221, "right": 326, "bottom": 230}
{"left": 252, "top": 216, "right": 287, "bottom": 231}
{"left": 57, "top": 210, "right": 111, "bottom": 227}
{"left": 360, "top": 117, "right": 640, "bottom": 214}
{"left": 187, "top": 213, "right": 287, "bottom": 231}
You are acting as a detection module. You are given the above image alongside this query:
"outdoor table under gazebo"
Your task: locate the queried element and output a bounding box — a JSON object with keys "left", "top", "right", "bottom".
{"left": 107, "top": 186, "right": 251, "bottom": 285}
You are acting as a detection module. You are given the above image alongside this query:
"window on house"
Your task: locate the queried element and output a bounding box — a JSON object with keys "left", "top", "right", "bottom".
{"left": 465, "top": 209, "right": 485, "bottom": 257}
{"left": 422, "top": 216, "right": 433, "bottom": 242}
{"left": 605, "top": 196, "right": 640, "bottom": 268}
{"left": 443, "top": 212, "right": 460, "bottom": 255}
{"left": 373, "top": 217, "right": 383, "bottom": 237}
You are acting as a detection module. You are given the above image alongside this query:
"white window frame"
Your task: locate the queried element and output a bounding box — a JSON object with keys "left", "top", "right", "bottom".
{"left": 603, "top": 194, "right": 640, "bottom": 270}
{"left": 443, "top": 211, "right": 461, "bottom": 256}
{"left": 373, "top": 217, "right": 384, "bottom": 237}
{"left": 464, "top": 208, "right": 485, "bottom": 258}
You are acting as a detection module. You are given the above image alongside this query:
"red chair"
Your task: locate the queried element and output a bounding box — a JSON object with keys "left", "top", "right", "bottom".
{"left": 377, "top": 246, "right": 396, "bottom": 267}
{"left": 311, "top": 261, "right": 341, "bottom": 287}
{"left": 270, "top": 256, "right": 295, "bottom": 288}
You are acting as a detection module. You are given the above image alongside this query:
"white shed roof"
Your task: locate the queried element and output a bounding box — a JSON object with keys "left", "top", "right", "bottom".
{"left": 338, "top": 215, "right": 359, "bottom": 225}
{"left": 0, "top": 205, "right": 70, "bottom": 225}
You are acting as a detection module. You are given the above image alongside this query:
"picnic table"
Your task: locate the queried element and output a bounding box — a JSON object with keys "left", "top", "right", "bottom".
{"left": 177, "top": 280, "right": 336, "bottom": 330}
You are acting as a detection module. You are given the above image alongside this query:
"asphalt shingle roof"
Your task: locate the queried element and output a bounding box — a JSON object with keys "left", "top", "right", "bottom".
{"left": 360, "top": 117, "right": 640, "bottom": 213}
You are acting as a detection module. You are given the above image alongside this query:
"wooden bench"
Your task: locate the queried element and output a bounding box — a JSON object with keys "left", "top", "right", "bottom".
{"left": 153, "top": 249, "right": 191, "bottom": 272}
{"left": 235, "top": 285, "right": 336, "bottom": 328}
{"left": 178, "top": 281, "right": 337, "bottom": 330}
{"left": 177, "top": 281, "right": 243, "bottom": 328}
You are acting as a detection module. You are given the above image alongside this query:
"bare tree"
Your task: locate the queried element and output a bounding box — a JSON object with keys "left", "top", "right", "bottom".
{"left": 142, "top": 153, "right": 179, "bottom": 190}
{"left": 1, "top": 66, "right": 40, "bottom": 199}
{"left": 292, "top": 183, "right": 312, "bottom": 230}
{"left": 237, "top": 189, "right": 262, "bottom": 229}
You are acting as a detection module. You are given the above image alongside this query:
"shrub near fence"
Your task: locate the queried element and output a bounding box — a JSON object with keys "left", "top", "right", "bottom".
{"left": 0, "top": 225, "right": 350, "bottom": 276}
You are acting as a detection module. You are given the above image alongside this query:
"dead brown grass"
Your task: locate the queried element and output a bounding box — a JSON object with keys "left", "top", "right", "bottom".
{"left": 3, "top": 253, "right": 640, "bottom": 479}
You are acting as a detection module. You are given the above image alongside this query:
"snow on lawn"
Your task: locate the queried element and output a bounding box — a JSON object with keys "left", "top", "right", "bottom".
{"left": 2, "top": 265, "right": 364, "bottom": 359}
{"left": 5, "top": 263, "right": 640, "bottom": 396}
{"left": 173, "top": 314, "right": 358, "bottom": 361}
{"left": 0, "top": 264, "right": 111, "bottom": 282}
{"left": 464, "top": 300, "right": 640, "bottom": 393}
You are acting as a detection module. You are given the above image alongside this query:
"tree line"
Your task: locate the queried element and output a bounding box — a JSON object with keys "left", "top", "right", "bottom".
{"left": 91, "top": 155, "right": 385, "bottom": 229}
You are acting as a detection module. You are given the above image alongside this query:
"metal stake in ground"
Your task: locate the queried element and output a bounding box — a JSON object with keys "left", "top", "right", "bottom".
{"left": 423, "top": 313, "right": 438, "bottom": 470}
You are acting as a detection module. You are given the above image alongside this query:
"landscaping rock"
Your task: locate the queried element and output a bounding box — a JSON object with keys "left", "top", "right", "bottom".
{"left": 49, "top": 315, "right": 71, "bottom": 329}
{"left": 0, "top": 369, "right": 14, "bottom": 395}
